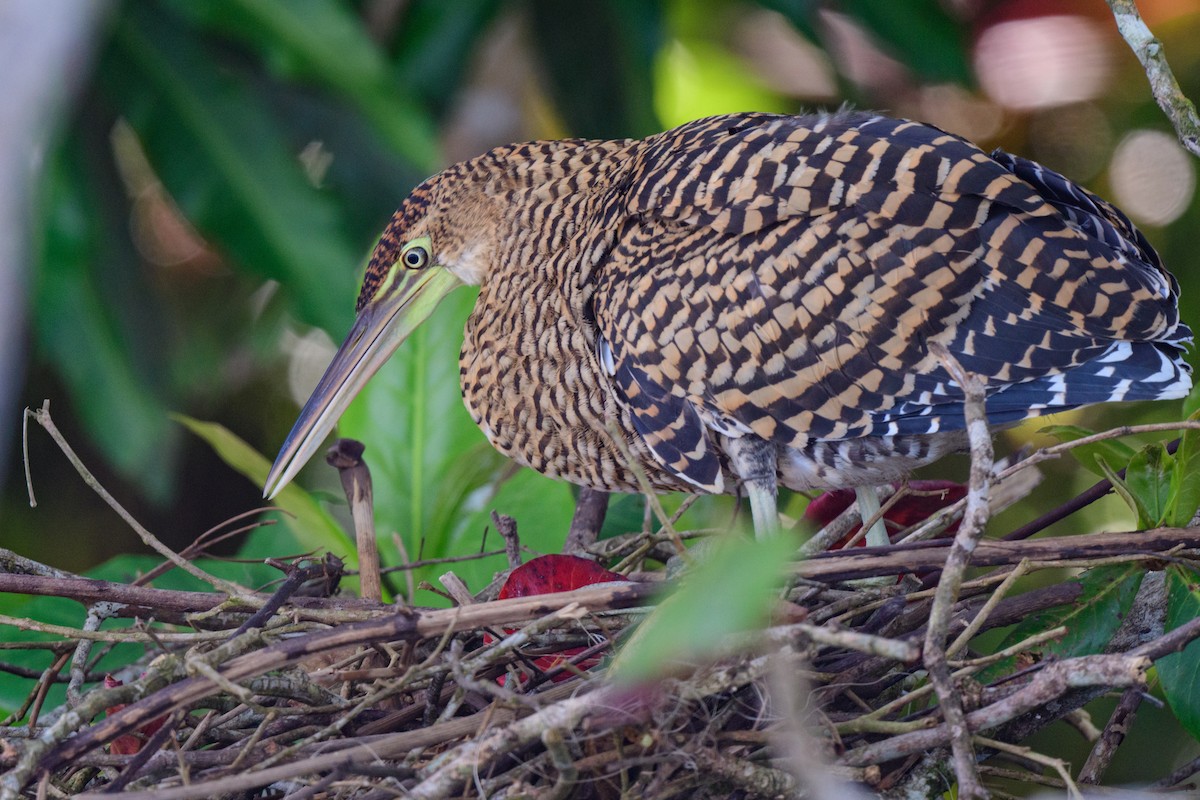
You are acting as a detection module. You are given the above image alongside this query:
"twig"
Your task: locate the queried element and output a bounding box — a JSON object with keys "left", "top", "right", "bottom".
{"left": 232, "top": 557, "right": 340, "bottom": 638}
{"left": 407, "top": 688, "right": 608, "bottom": 799}
{"left": 1105, "top": 0, "right": 1200, "bottom": 157}
{"left": 564, "top": 488, "right": 610, "bottom": 553}
{"left": 604, "top": 419, "right": 684, "bottom": 551}
{"left": 795, "top": 527, "right": 1200, "bottom": 582}
{"left": 903, "top": 424, "right": 1200, "bottom": 550}
{"left": 23, "top": 401, "right": 256, "bottom": 602}
{"left": 36, "top": 581, "right": 657, "bottom": 774}
{"left": 973, "top": 736, "right": 1082, "bottom": 799}
{"left": 68, "top": 603, "right": 122, "bottom": 707}
{"left": 840, "top": 653, "right": 1149, "bottom": 767}
{"left": 924, "top": 343, "right": 991, "bottom": 799}
{"left": 947, "top": 560, "right": 1031, "bottom": 660}
{"left": 1078, "top": 686, "right": 1143, "bottom": 784}
{"left": 491, "top": 512, "right": 522, "bottom": 569}
{"left": 326, "top": 438, "right": 381, "bottom": 602}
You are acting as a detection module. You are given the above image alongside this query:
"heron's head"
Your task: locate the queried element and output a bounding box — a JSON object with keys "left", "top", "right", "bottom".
{"left": 263, "top": 170, "right": 499, "bottom": 498}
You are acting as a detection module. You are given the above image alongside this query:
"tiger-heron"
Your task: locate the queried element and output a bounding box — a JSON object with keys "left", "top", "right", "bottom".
{"left": 264, "top": 112, "right": 1193, "bottom": 540}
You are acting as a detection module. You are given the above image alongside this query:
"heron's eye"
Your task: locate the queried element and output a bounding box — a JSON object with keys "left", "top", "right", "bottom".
{"left": 402, "top": 245, "right": 429, "bottom": 270}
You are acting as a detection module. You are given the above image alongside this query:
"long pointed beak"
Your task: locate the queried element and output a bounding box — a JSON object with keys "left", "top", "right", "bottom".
{"left": 264, "top": 268, "right": 462, "bottom": 499}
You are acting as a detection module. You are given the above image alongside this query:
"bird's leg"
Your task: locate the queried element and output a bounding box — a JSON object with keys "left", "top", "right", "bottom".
{"left": 725, "top": 436, "right": 780, "bottom": 539}
{"left": 855, "top": 486, "right": 889, "bottom": 548}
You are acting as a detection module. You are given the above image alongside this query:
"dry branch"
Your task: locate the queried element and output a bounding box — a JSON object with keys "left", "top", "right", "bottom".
{"left": 7, "top": 415, "right": 1200, "bottom": 798}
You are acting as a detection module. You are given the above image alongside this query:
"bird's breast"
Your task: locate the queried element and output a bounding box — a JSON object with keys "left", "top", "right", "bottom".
{"left": 459, "top": 273, "right": 691, "bottom": 494}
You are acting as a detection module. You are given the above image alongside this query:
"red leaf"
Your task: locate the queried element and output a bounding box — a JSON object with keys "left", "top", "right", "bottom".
{"left": 103, "top": 673, "right": 167, "bottom": 755}
{"left": 498, "top": 554, "right": 622, "bottom": 599}
{"left": 804, "top": 480, "right": 967, "bottom": 548}
{"left": 491, "top": 555, "right": 622, "bottom": 684}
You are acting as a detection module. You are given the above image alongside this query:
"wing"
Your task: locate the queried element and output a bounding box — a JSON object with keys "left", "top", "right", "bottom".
{"left": 592, "top": 112, "right": 1191, "bottom": 491}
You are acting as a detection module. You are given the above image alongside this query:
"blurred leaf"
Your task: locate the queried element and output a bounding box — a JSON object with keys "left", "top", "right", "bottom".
{"left": 166, "top": 0, "right": 439, "bottom": 169}
{"left": 752, "top": 0, "right": 820, "bottom": 42}
{"left": 610, "top": 531, "right": 797, "bottom": 683}
{"left": 100, "top": 4, "right": 361, "bottom": 333}
{"left": 990, "top": 564, "right": 1143, "bottom": 675}
{"left": 529, "top": 0, "right": 662, "bottom": 138}
{"left": 1124, "top": 444, "right": 1174, "bottom": 528}
{"left": 841, "top": 0, "right": 972, "bottom": 85}
{"left": 1040, "top": 424, "right": 1137, "bottom": 479}
{"left": 289, "top": 284, "right": 579, "bottom": 596}
{"left": 391, "top": 0, "right": 503, "bottom": 119}
{"left": 173, "top": 415, "right": 354, "bottom": 569}
{"left": 654, "top": 39, "right": 791, "bottom": 129}
{"left": 1159, "top": 565, "right": 1200, "bottom": 741}
{"left": 1184, "top": 382, "right": 1200, "bottom": 419}
{"left": 33, "top": 145, "right": 176, "bottom": 500}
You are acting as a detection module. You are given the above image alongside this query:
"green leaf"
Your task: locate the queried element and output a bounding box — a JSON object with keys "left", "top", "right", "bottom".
{"left": 1040, "top": 424, "right": 1138, "bottom": 479}
{"left": 1159, "top": 565, "right": 1200, "bottom": 741}
{"left": 984, "top": 564, "right": 1144, "bottom": 683}
{"left": 337, "top": 288, "right": 492, "bottom": 561}
{"left": 1096, "top": 455, "right": 1148, "bottom": 529}
{"left": 610, "top": 531, "right": 798, "bottom": 683}
{"left": 333, "top": 283, "right": 578, "bottom": 596}
{"left": 166, "top": 0, "right": 439, "bottom": 169}
{"left": 841, "top": 0, "right": 973, "bottom": 85}
{"left": 1168, "top": 414, "right": 1200, "bottom": 527}
{"left": 33, "top": 144, "right": 177, "bottom": 501}
{"left": 100, "top": 4, "right": 361, "bottom": 333}
{"left": 173, "top": 415, "right": 354, "bottom": 569}
{"left": 1183, "top": 382, "right": 1200, "bottom": 419}
{"left": 1124, "top": 444, "right": 1175, "bottom": 528}
{"left": 529, "top": 0, "right": 663, "bottom": 138}
{"left": 391, "top": 0, "right": 504, "bottom": 119}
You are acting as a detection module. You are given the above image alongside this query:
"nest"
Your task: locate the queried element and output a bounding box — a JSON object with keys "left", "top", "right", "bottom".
{"left": 5, "top": 405, "right": 1200, "bottom": 799}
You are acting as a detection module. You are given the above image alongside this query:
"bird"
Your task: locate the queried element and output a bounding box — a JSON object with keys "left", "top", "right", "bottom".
{"left": 264, "top": 111, "right": 1193, "bottom": 540}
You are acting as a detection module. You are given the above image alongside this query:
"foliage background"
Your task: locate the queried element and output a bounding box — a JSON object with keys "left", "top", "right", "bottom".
{"left": 1, "top": 0, "right": 1200, "bottom": 784}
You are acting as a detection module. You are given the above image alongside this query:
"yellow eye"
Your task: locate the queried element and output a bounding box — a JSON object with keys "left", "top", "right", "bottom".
{"left": 400, "top": 238, "right": 432, "bottom": 270}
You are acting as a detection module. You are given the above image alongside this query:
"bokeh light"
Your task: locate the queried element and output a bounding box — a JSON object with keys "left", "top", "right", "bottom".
{"left": 1109, "top": 129, "right": 1196, "bottom": 227}
{"left": 975, "top": 15, "right": 1112, "bottom": 110}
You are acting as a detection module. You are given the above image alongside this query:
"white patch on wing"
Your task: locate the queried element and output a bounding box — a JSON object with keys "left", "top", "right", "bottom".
{"left": 597, "top": 336, "right": 616, "bottom": 376}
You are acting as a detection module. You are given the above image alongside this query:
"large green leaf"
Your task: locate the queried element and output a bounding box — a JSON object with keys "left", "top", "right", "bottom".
{"left": 611, "top": 531, "right": 797, "bottom": 683}
{"left": 32, "top": 145, "right": 177, "bottom": 500}
{"left": 99, "top": 3, "right": 361, "bottom": 333}
{"left": 165, "top": 0, "right": 439, "bottom": 170}
{"left": 1159, "top": 565, "right": 1200, "bottom": 741}
{"left": 337, "top": 288, "right": 489, "bottom": 560}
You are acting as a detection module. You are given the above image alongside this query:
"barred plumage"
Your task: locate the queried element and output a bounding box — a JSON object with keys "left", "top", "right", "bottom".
{"left": 266, "top": 111, "right": 1193, "bottom": 534}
